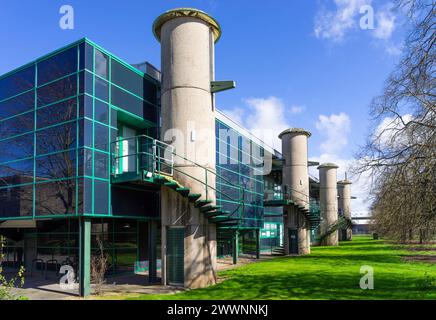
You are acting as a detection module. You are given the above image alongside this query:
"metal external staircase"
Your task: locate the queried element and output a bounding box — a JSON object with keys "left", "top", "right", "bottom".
{"left": 110, "top": 134, "right": 245, "bottom": 227}
{"left": 264, "top": 189, "right": 321, "bottom": 230}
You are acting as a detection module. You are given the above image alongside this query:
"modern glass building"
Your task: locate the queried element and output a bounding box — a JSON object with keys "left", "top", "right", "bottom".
{"left": 0, "top": 7, "right": 326, "bottom": 297}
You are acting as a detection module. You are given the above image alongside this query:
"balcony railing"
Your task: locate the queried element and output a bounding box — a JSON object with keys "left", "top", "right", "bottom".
{"left": 110, "top": 134, "right": 247, "bottom": 220}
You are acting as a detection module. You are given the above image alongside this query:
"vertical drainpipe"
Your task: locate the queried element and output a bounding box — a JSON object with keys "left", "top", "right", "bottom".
{"left": 318, "top": 163, "right": 339, "bottom": 246}
{"left": 153, "top": 8, "right": 222, "bottom": 288}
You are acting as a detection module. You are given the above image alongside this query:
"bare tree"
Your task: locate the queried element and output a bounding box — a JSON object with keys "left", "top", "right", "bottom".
{"left": 354, "top": 0, "right": 436, "bottom": 242}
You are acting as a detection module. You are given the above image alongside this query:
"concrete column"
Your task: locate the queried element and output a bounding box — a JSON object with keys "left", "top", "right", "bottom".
{"left": 279, "top": 128, "right": 311, "bottom": 255}
{"left": 79, "top": 217, "right": 91, "bottom": 297}
{"left": 338, "top": 179, "right": 352, "bottom": 241}
{"left": 153, "top": 8, "right": 221, "bottom": 288}
{"left": 318, "top": 163, "right": 339, "bottom": 246}
{"left": 24, "top": 234, "right": 37, "bottom": 273}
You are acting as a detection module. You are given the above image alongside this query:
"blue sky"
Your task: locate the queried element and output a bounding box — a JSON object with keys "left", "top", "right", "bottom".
{"left": 0, "top": 0, "right": 409, "bottom": 215}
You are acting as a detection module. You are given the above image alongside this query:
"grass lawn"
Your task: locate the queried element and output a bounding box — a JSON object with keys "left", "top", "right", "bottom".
{"left": 113, "top": 235, "right": 436, "bottom": 300}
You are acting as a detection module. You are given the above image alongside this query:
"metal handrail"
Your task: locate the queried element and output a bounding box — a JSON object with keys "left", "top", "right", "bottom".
{"left": 111, "top": 134, "right": 248, "bottom": 220}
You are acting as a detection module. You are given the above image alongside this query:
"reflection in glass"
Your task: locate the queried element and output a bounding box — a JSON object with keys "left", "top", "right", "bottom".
{"left": 35, "top": 179, "right": 76, "bottom": 215}
{"left": 36, "top": 122, "right": 76, "bottom": 155}
{"left": 0, "top": 66, "right": 35, "bottom": 101}
{"left": 0, "top": 184, "right": 33, "bottom": 218}
{"left": 37, "top": 47, "right": 77, "bottom": 86}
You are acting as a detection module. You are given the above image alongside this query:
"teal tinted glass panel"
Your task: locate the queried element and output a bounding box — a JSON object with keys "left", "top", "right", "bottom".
{"left": 0, "top": 91, "right": 34, "bottom": 120}
{"left": 35, "top": 150, "right": 76, "bottom": 180}
{"left": 0, "top": 66, "right": 35, "bottom": 101}
{"left": 95, "top": 77, "right": 109, "bottom": 101}
{"left": 0, "top": 133, "right": 34, "bottom": 163}
{"left": 36, "top": 98, "right": 76, "bottom": 129}
{"left": 95, "top": 49, "right": 108, "bottom": 79}
{"left": 37, "top": 75, "right": 77, "bottom": 107}
{"left": 111, "top": 86, "right": 142, "bottom": 117}
{"left": 94, "top": 123, "right": 108, "bottom": 151}
{"left": 35, "top": 179, "right": 76, "bottom": 216}
{"left": 94, "top": 151, "right": 109, "bottom": 179}
{"left": 79, "top": 119, "right": 93, "bottom": 147}
{"left": 36, "top": 122, "right": 76, "bottom": 155}
{"left": 0, "top": 159, "right": 34, "bottom": 187}
{"left": 94, "top": 180, "right": 108, "bottom": 215}
{"left": 94, "top": 100, "right": 108, "bottom": 124}
{"left": 0, "top": 184, "right": 33, "bottom": 218}
{"left": 37, "top": 47, "right": 77, "bottom": 86}
{"left": 0, "top": 111, "right": 34, "bottom": 140}
{"left": 79, "top": 42, "right": 93, "bottom": 71}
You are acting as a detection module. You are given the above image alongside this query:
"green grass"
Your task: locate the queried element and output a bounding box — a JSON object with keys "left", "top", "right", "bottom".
{"left": 120, "top": 236, "right": 436, "bottom": 300}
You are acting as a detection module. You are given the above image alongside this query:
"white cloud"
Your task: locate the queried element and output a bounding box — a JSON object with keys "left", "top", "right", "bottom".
{"left": 314, "top": 0, "right": 373, "bottom": 42}
{"left": 314, "top": 0, "right": 399, "bottom": 49}
{"left": 315, "top": 112, "right": 351, "bottom": 154}
{"left": 290, "top": 105, "right": 306, "bottom": 114}
{"left": 374, "top": 114, "right": 413, "bottom": 148}
{"left": 311, "top": 111, "right": 371, "bottom": 216}
{"left": 222, "top": 96, "right": 294, "bottom": 151}
{"left": 373, "top": 5, "right": 396, "bottom": 39}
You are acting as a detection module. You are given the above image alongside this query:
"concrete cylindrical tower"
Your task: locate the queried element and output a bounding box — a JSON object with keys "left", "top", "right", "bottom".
{"left": 153, "top": 8, "right": 221, "bottom": 289}
{"left": 318, "top": 163, "right": 339, "bottom": 246}
{"left": 337, "top": 179, "right": 352, "bottom": 241}
{"left": 279, "top": 128, "right": 311, "bottom": 255}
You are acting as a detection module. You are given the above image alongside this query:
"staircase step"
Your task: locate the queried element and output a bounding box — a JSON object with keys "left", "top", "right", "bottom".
{"left": 194, "top": 200, "right": 213, "bottom": 208}
{"left": 187, "top": 193, "right": 202, "bottom": 202}
{"left": 200, "top": 205, "right": 221, "bottom": 213}
{"left": 176, "top": 187, "right": 190, "bottom": 196}
{"left": 164, "top": 181, "right": 178, "bottom": 189}
{"left": 204, "top": 210, "right": 231, "bottom": 218}
{"left": 153, "top": 176, "right": 168, "bottom": 184}
{"left": 209, "top": 216, "right": 240, "bottom": 223}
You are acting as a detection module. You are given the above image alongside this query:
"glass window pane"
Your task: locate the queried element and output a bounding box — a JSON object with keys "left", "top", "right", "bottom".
{"left": 94, "top": 100, "right": 108, "bottom": 124}
{"left": 78, "top": 94, "right": 93, "bottom": 119}
{"left": 95, "top": 77, "right": 108, "bottom": 101}
{"left": 37, "top": 98, "right": 76, "bottom": 129}
{"left": 35, "top": 150, "right": 76, "bottom": 180}
{"left": 0, "top": 159, "right": 34, "bottom": 187}
{"left": 79, "top": 119, "right": 93, "bottom": 147}
{"left": 0, "top": 184, "right": 33, "bottom": 218}
{"left": 0, "top": 66, "right": 35, "bottom": 101}
{"left": 0, "top": 91, "right": 34, "bottom": 120}
{"left": 36, "top": 122, "right": 77, "bottom": 155}
{"left": 37, "top": 47, "right": 77, "bottom": 86}
{"left": 78, "top": 71, "right": 93, "bottom": 95}
{"left": 77, "top": 177, "right": 92, "bottom": 214}
{"left": 143, "top": 79, "right": 157, "bottom": 104}
{"left": 94, "top": 180, "right": 108, "bottom": 215}
{"left": 94, "top": 151, "right": 108, "bottom": 179}
{"left": 94, "top": 123, "right": 108, "bottom": 151}
{"left": 77, "top": 148, "right": 92, "bottom": 177}
{"left": 0, "top": 133, "right": 34, "bottom": 163}
{"left": 111, "top": 60, "right": 142, "bottom": 96}
{"left": 35, "top": 179, "right": 76, "bottom": 216}
{"left": 0, "top": 111, "right": 34, "bottom": 140}
{"left": 37, "top": 74, "right": 77, "bottom": 107}
{"left": 111, "top": 86, "right": 143, "bottom": 117}
{"left": 95, "top": 49, "right": 108, "bottom": 79}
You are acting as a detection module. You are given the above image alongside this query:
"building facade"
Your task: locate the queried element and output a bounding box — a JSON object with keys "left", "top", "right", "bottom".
{"left": 0, "top": 8, "right": 351, "bottom": 296}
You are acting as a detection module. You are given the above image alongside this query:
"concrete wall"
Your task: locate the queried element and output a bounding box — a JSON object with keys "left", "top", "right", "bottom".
{"left": 318, "top": 163, "right": 339, "bottom": 246}
{"left": 338, "top": 180, "right": 352, "bottom": 241}
{"left": 279, "top": 128, "right": 311, "bottom": 255}
{"left": 154, "top": 9, "right": 220, "bottom": 288}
